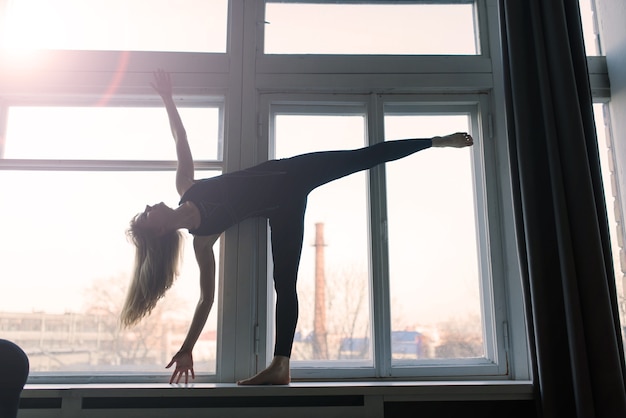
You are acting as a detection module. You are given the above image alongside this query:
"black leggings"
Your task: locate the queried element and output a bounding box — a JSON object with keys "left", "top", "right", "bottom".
{"left": 267, "top": 138, "right": 432, "bottom": 357}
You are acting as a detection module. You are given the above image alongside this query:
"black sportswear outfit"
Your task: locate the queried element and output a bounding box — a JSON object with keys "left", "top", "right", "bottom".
{"left": 179, "top": 138, "right": 432, "bottom": 357}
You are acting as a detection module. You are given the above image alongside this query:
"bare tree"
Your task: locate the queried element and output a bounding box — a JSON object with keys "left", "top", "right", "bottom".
{"left": 326, "top": 265, "right": 370, "bottom": 359}
{"left": 293, "top": 264, "right": 370, "bottom": 361}
{"left": 434, "top": 314, "right": 484, "bottom": 359}
{"left": 82, "top": 274, "right": 185, "bottom": 367}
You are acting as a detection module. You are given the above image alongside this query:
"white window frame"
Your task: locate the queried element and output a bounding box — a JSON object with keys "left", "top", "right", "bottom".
{"left": 0, "top": 95, "right": 226, "bottom": 384}
{"left": 0, "top": 96, "right": 225, "bottom": 166}
{"left": 261, "top": 0, "right": 485, "bottom": 56}
{"left": 256, "top": 93, "right": 514, "bottom": 380}
{"left": 262, "top": 98, "right": 375, "bottom": 380}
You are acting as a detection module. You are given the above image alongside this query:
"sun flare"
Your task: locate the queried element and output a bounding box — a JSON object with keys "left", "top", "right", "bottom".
{"left": 2, "top": 5, "right": 38, "bottom": 50}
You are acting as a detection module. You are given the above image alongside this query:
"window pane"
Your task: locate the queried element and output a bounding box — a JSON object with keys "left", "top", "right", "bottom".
{"left": 0, "top": 170, "right": 220, "bottom": 376}
{"left": 4, "top": 106, "right": 221, "bottom": 161}
{"left": 384, "top": 114, "right": 483, "bottom": 362}
{"left": 273, "top": 113, "right": 373, "bottom": 365}
{"left": 0, "top": 0, "right": 227, "bottom": 53}
{"left": 265, "top": 2, "right": 478, "bottom": 55}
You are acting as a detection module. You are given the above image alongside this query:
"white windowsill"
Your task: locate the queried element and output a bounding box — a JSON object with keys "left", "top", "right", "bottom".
{"left": 22, "top": 380, "right": 534, "bottom": 401}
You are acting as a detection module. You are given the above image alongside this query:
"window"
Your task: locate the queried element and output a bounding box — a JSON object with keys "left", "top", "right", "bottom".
{"left": 10, "top": 0, "right": 617, "bottom": 384}
{"left": 4, "top": 106, "right": 221, "bottom": 160}
{"left": 383, "top": 109, "right": 483, "bottom": 365}
{"left": 264, "top": 1, "right": 479, "bottom": 55}
{"left": 271, "top": 105, "right": 374, "bottom": 367}
{"left": 0, "top": 0, "right": 228, "bottom": 52}
{"left": 262, "top": 95, "right": 507, "bottom": 379}
{"left": 0, "top": 103, "right": 223, "bottom": 379}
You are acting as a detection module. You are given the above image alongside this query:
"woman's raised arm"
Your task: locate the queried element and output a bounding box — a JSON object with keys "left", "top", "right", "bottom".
{"left": 151, "top": 69, "right": 195, "bottom": 197}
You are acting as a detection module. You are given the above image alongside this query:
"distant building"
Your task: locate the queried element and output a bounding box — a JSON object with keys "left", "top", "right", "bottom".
{"left": 0, "top": 311, "right": 216, "bottom": 372}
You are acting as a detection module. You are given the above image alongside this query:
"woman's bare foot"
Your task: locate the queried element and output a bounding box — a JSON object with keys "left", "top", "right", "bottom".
{"left": 432, "top": 132, "right": 474, "bottom": 148}
{"left": 237, "top": 355, "right": 290, "bottom": 385}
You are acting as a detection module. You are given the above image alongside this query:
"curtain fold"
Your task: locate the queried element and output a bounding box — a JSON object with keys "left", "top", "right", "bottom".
{"left": 499, "top": 0, "right": 626, "bottom": 417}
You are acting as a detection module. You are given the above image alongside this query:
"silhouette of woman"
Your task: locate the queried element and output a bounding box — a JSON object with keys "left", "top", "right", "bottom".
{"left": 121, "top": 70, "right": 474, "bottom": 385}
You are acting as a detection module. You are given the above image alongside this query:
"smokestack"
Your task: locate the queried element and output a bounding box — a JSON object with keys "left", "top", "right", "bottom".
{"left": 313, "top": 222, "right": 328, "bottom": 359}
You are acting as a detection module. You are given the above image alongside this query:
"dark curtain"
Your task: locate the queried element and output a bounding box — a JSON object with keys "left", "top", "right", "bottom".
{"left": 499, "top": 0, "right": 626, "bottom": 417}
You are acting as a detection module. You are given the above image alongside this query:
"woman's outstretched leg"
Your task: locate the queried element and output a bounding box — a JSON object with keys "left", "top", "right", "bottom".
{"left": 286, "top": 132, "right": 473, "bottom": 192}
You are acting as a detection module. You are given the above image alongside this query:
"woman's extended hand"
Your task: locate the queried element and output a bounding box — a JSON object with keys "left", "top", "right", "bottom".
{"left": 166, "top": 350, "right": 195, "bottom": 384}
{"left": 150, "top": 68, "right": 173, "bottom": 99}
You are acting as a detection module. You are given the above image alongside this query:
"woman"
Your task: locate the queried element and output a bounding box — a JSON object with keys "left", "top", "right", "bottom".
{"left": 121, "top": 70, "right": 473, "bottom": 385}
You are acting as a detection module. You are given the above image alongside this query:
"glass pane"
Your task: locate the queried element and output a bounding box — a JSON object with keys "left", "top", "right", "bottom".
{"left": 579, "top": 0, "right": 600, "bottom": 56}
{"left": 273, "top": 113, "right": 373, "bottom": 364}
{"left": 594, "top": 103, "right": 626, "bottom": 353}
{"left": 0, "top": 170, "right": 220, "bottom": 376}
{"left": 265, "top": 2, "right": 477, "bottom": 55}
{"left": 5, "top": 106, "right": 221, "bottom": 161}
{"left": 384, "top": 114, "right": 483, "bottom": 362}
{"left": 0, "top": 0, "right": 227, "bottom": 53}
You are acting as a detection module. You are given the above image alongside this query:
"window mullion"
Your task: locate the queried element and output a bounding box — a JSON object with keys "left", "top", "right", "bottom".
{"left": 225, "top": 0, "right": 264, "bottom": 384}
{"left": 368, "top": 94, "right": 393, "bottom": 378}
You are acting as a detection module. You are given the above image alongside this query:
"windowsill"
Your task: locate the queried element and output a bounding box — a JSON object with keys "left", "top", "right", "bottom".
{"left": 22, "top": 380, "right": 534, "bottom": 401}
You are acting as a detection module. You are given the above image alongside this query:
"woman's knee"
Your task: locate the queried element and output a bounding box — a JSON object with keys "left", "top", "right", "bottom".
{"left": 273, "top": 277, "right": 297, "bottom": 295}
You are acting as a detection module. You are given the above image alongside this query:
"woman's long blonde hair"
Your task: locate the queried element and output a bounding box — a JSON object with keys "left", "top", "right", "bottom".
{"left": 121, "top": 214, "right": 184, "bottom": 328}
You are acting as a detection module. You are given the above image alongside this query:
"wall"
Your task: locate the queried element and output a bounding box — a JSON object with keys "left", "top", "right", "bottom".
{"left": 18, "top": 382, "right": 535, "bottom": 418}
{"left": 596, "top": 0, "right": 626, "bottom": 270}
